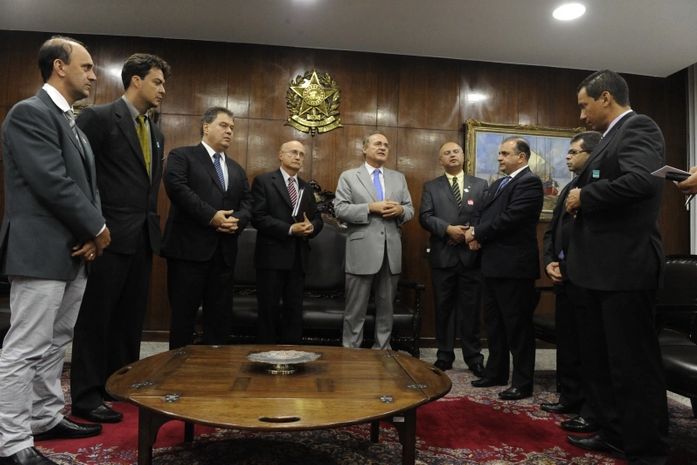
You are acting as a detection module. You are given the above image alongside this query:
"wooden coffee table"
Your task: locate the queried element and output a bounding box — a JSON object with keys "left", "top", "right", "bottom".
{"left": 106, "top": 345, "right": 451, "bottom": 465}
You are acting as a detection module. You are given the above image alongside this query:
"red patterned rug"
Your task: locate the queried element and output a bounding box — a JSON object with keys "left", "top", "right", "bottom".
{"left": 37, "top": 366, "right": 696, "bottom": 464}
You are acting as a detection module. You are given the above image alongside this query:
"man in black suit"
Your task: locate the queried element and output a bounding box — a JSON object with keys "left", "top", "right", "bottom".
{"left": 419, "top": 141, "right": 487, "bottom": 375}
{"left": 162, "top": 107, "right": 252, "bottom": 349}
{"left": 71, "top": 53, "right": 170, "bottom": 424}
{"left": 251, "top": 140, "right": 323, "bottom": 343}
{"left": 539, "top": 131, "right": 600, "bottom": 435}
{"left": 0, "top": 36, "right": 107, "bottom": 465}
{"left": 466, "top": 136, "right": 543, "bottom": 400}
{"left": 564, "top": 70, "right": 669, "bottom": 464}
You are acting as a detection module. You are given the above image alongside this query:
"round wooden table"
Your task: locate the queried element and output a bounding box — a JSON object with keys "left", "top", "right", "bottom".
{"left": 106, "top": 345, "right": 451, "bottom": 465}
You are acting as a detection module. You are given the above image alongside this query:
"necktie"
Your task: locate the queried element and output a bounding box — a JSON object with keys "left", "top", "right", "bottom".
{"left": 372, "top": 169, "right": 384, "bottom": 201}
{"left": 136, "top": 115, "right": 152, "bottom": 177}
{"left": 213, "top": 153, "right": 226, "bottom": 190}
{"left": 495, "top": 176, "right": 512, "bottom": 195}
{"left": 287, "top": 176, "right": 298, "bottom": 208}
{"left": 451, "top": 176, "right": 462, "bottom": 206}
{"left": 64, "top": 110, "right": 79, "bottom": 140}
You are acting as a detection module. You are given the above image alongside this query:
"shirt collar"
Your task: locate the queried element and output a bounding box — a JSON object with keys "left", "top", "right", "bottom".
{"left": 365, "top": 162, "right": 383, "bottom": 175}
{"left": 121, "top": 95, "right": 142, "bottom": 120}
{"left": 445, "top": 171, "right": 464, "bottom": 182}
{"left": 201, "top": 141, "right": 221, "bottom": 160}
{"left": 42, "top": 83, "right": 71, "bottom": 113}
{"left": 507, "top": 164, "right": 528, "bottom": 179}
{"left": 603, "top": 109, "right": 633, "bottom": 138}
{"left": 280, "top": 167, "right": 297, "bottom": 184}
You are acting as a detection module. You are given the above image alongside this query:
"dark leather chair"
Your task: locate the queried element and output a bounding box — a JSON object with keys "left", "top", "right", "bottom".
{"left": 229, "top": 222, "right": 424, "bottom": 356}
{"left": 655, "top": 255, "right": 697, "bottom": 417}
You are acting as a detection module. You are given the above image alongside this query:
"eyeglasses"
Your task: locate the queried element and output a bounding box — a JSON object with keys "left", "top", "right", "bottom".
{"left": 567, "top": 149, "right": 588, "bottom": 156}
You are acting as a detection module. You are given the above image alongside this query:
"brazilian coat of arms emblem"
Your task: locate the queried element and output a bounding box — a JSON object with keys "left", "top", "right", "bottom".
{"left": 286, "top": 70, "right": 342, "bottom": 135}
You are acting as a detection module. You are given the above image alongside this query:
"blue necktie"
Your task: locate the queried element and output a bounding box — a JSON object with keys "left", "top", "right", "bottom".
{"left": 213, "top": 153, "right": 226, "bottom": 190}
{"left": 372, "top": 169, "right": 384, "bottom": 201}
{"left": 495, "top": 175, "right": 511, "bottom": 195}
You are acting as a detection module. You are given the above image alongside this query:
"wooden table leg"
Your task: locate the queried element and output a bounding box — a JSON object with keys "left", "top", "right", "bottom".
{"left": 390, "top": 409, "right": 416, "bottom": 465}
{"left": 138, "top": 408, "right": 170, "bottom": 465}
{"left": 184, "top": 421, "right": 194, "bottom": 442}
{"left": 370, "top": 420, "right": 380, "bottom": 442}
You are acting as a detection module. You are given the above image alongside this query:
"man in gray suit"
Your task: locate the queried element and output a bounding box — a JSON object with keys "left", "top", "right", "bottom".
{"left": 334, "top": 133, "right": 414, "bottom": 349}
{"left": 419, "top": 142, "right": 487, "bottom": 375}
{"left": 0, "top": 37, "right": 110, "bottom": 465}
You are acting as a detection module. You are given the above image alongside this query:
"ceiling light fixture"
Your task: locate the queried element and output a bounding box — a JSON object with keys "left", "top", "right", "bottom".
{"left": 553, "top": 2, "right": 586, "bottom": 21}
{"left": 466, "top": 92, "right": 488, "bottom": 103}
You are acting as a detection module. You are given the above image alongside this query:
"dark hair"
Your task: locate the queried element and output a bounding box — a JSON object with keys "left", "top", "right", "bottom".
{"left": 571, "top": 131, "right": 602, "bottom": 153}
{"left": 577, "top": 69, "right": 630, "bottom": 106}
{"left": 502, "top": 135, "right": 531, "bottom": 160}
{"left": 37, "top": 35, "right": 85, "bottom": 82}
{"left": 121, "top": 53, "right": 171, "bottom": 90}
{"left": 200, "top": 106, "right": 234, "bottom": 136}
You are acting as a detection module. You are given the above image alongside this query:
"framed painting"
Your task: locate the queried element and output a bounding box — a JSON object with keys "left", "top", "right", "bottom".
{"left": 464, "top": 119, "right": 582, "bottom": 221}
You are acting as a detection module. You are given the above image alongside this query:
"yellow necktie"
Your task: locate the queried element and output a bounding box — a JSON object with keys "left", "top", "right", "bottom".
{"left": 136, "top": 115, "right": 152, "bottom": 177}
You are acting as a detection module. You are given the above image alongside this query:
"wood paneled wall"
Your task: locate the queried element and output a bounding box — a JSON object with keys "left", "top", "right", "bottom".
{"left": 0, "top": 31, "right": 690, "bottom": 341}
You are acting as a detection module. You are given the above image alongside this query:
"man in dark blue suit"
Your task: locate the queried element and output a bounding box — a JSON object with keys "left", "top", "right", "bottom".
{"left": 251, "top": 140, "right": 323, "bottom": 344}
{"left": 565, "top": 70, "right": 669, "bottom": 465}
{"left": 466, "top": 136, "right": 543, "bottom": 400}
{"left": 419, "top": 141, "right": 487, "bottom": 375}
{"left": 71, "top": 53, "right": 170, "bottom": 424}
{"left": 539, "top": 131, "right": 600, "bottom": 435}
{"left": 162, "top": 107, "right": 253, "bottom": 349}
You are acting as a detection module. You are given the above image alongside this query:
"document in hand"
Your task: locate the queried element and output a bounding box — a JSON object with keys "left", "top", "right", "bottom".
{"left": 651, "top": 165, "right": 690, "bottom": 182}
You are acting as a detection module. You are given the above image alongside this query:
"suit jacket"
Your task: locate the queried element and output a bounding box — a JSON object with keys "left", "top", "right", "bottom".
{"left": 542, "top": 181, "right": 575, "bottom": 279}
{"left": 76, "top": 98, "right": 164, "bottom": 255}
{"left": 161, "top": 143, "right": 252, "bottom": 264}
{"left": 475, "top": 166, "right": 543, "bottom": 279}
{"left": 333, "top": 165, "right": 414, "bottom": 275}
{"left": 251, "top": 169, "right": 323, "bottom": 271}
{"left": 567, "top": 112, "right": 665, "bottom": 291}
{"left": 0, "top": 89, "right": 104, "bottom": 280}
{"left": 419, "top": 173, "right": 487, "bottom": 269}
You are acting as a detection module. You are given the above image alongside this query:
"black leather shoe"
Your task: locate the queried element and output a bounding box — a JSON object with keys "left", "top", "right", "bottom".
{"left": 468, "top": 361, "right": 485, "bottom": 378}
{"left": 561, "top": 415, "right": 599, "bottom": 433}
{"left": 34, "top": 418, "right": 102, "bottom": 440}
{"left": 498, "top": 386, "right": 533, "bottom": 400}
{"left": 567, "top": 434, "right": 625, "bottom": 458}
{"left": 540, "top": 402, "right": 580, "bottom": 414}
{"left": 0, "top": 447, "right": 58, "bottom": 465}
{"left": 471, "top": 377, "right": 507, "bottom": 388}
{"left": 72, "top": 403, "right": 123, "bottom": 423}
{"left": 433, "top": 360, "right": 453, "bottom": 371}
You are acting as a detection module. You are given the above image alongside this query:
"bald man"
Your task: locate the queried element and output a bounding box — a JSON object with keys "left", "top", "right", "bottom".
{"left": 251, "top": 140, "right": 323, "bottom": 343}
{"left": 419, "top": 142, "right": 487, "bottom": 374}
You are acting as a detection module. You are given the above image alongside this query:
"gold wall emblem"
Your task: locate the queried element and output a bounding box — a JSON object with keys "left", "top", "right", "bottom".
{"left": 286, "top": 70, "right": 342, "bottom": 135}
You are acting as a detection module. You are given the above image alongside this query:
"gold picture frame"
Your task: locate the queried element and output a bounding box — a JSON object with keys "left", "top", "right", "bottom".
{"left": 464, "top": 119, "right": 582, "bottom": 221}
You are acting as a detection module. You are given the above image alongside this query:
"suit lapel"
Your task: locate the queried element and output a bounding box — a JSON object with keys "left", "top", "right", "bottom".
{"left": 437, "top": 175, "right": 459, "bottom": 208}
{"left": 356, "top": 167, "right": 378, "bottom": 201}
{"left": 272, "top": 169, "right": 293, "bottom": 208}
{"left": 39, "top": 91, "right": 85, "bottom": 157}
{"left": 576, "top": 111, "right": 635, "bottom": 183}
{"left": 114, "top": 99, "right": 149, "bottom": 176}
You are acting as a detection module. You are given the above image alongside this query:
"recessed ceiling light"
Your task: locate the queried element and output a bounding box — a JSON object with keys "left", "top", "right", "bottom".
{"left": 553, "top": 2, "right": 586, "bottom": 21}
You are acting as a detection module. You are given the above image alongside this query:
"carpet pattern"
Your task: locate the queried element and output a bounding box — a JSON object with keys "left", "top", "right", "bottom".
{"left": 37, "top": 366, "right": 697, "bottom": 465}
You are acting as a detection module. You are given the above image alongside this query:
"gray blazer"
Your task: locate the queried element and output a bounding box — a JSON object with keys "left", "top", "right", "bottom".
{"left": 334, "top": 165, "right": 414, "bottom": 275}
{"left": 0, "top": 89, "right": 104, "bottom": 280}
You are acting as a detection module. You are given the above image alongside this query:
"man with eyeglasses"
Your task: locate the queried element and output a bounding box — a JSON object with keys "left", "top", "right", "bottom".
{"left": 161, "top": 107, "right": 252, "bottom": 349}
{"left": 466, "top": 136, "right": 543, "bottom": 400}
{"left": 419, "top": 142, "right": 487, "bottom": 375}
{"left": 251, "top": 140, "right": 323, "bottom": 343}
{"left": 539, "top": 131, "right": 600, "bottom": 433}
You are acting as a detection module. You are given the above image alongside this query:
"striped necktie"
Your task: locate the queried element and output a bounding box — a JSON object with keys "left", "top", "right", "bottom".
{"left": 287, "top": 177, "right": 298, "bottom": 208}
{"left": 451, "top": 176, "right": 462, "bottom": 206}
